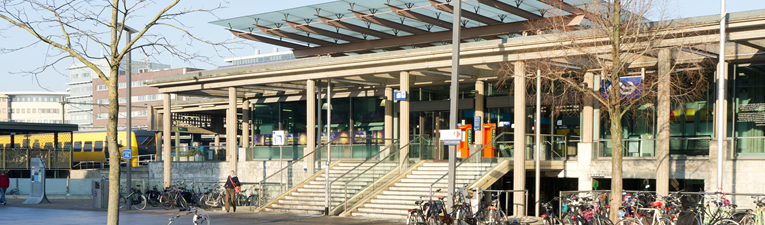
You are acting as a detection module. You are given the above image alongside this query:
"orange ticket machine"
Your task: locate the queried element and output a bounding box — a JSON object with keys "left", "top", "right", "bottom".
{"left": 482, "top": 123, "right": 497, "bottom": 158}
{"left": 457, "top": 124, "right": 472, "bottom": 158}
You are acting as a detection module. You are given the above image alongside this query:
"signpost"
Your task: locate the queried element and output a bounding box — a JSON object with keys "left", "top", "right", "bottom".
{"left": 273, "top": 130, "right": 286, "bottom": 192}
{"left": 394, "top": 91, "right": 407, "bottom": 101}
{"left": 122, "top": 149, "right": 131, "bottom": 160}
{"left": 440, "top": 129, "right": 462, "bottom": 146}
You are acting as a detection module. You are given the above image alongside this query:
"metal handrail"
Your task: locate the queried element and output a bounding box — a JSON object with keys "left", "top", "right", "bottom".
{"left": 337, "top": 135, "right": 428, "bottom": 213}
{"left": 328, "top": 139, "right": 402, "bottom": 185}
{"left": 258, "top": 135, "right": 343, "bottom": 186}
{"left": 429, "top": 132, "right": 510, "bottom": 202}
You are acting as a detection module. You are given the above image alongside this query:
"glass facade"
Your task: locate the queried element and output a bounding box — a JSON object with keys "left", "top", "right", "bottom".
{"left": 734, "top": 64, "right": 765, "bottom": 156}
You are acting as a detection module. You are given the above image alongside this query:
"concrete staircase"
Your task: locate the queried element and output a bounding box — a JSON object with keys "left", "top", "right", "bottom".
{"left": 263, "top": 161, "right": 398, "bottom": 214}
{"left": 347, "top": 161, "right": 500, "bottom": 219}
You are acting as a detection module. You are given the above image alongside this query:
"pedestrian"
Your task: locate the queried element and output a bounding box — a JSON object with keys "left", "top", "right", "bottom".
{"left": 224, "top": 170, "right": 241, "bottom": 212}
{"left": 0, "top": 170, "right": 9, "bottom": 205}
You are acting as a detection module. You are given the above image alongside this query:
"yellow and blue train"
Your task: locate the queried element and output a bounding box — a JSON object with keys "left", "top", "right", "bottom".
{"left": 0, "top": 129, "right": 157, "bottom": 165}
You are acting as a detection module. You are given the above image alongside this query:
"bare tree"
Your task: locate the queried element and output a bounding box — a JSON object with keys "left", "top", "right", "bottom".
{"left": 0, "top": 1, "right": 234, "bottom": 224}
{"left": 495, "top": 0, "right": 713, "bottom": 220}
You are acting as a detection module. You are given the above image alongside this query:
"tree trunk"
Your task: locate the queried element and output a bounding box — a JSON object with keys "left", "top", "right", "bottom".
{"left": 609, "top": 0, "right": 624, "bottom": 221}
{"left": 106, "top": 67, "right": 120, "bottom": 225}
{"left": 608, "top": 108, "right": 624, "bottom": 221}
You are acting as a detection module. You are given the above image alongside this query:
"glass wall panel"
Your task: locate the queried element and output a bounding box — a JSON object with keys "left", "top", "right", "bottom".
{"left": 734, "top": 64, "right": 765, "bottom": 156}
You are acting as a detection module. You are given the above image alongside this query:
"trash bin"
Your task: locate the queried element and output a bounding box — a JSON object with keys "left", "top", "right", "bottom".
{"left": 93, "top": 179, "right": 108, "bottom": 209}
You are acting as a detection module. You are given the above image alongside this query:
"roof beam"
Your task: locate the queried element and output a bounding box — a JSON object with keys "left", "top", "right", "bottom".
{"left": 284, "top": 20, "right": 364, "bottom": 42}
{"left": 428, "top": 0, "right": 502, "bottom": 25}
{"left": 387, "top": 4, "right": 452, "bottom": 29}
{"left": 476, "top": 0, "right": 543, "bottom": 20}
{"left": 293, "top": 15, "right": 584, "bottom": 57}
{"left": 316, "top": 15, "right": 395, "bottom": 39}
{"left": 736, "top": 40, "right": 765, "bottom": 52}
{"left": 351, "top": 10, "right": 428, "bottom": 35}
{"left": 256, "top": 25, "right": 337, "bottom": 46}
{"left": 537, "top": 0, "right": 586, "bottom": 15}
{"left": 229, "top": 30, "right": 307, "bottom": 49}
{"left": 332, "top": 78, "right": 381, "bottom": 86}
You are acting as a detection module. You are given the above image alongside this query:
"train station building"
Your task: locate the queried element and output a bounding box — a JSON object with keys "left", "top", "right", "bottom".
{"left": 145, "top": 0, "right": 765, "bottom": 217}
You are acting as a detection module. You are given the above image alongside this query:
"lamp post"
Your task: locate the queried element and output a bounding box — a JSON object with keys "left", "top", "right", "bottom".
{"left": 715, "top": 0, "right": 726, "bottom": 195}
{"left": 447, "top": 0, "right": 462, "bottom": 211}
{"left": 121, "top": 23, "right": 138, "bottom": 210}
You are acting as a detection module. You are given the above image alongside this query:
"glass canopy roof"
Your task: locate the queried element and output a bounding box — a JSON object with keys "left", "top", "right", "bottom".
{"left": 210, "top": 0, "right": 589, "bottom": 53}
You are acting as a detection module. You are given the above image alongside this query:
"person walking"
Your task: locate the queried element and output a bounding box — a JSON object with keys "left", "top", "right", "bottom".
{"left": 224, "top": 170, "right": 241, "bottom": 212}
{"left": 0, "top": 171, "right": 9, "bottom": 205}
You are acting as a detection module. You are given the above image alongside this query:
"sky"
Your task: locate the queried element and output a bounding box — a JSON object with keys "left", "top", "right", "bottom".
{"left": 0, "top": 0, "right": 760, "bottom": 93}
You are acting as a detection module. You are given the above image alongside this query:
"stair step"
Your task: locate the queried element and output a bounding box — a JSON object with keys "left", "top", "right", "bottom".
{"left": 350, "top": 211, "right": 407, "bottom": 219}
{"left": 357, "top": 207, "right": 409, "bottom": 215}
{"left": 264, "top": 207, "right": 325, "bottom": 214}
{"left": 362, "top": 203, "right": 417, "bottom": 210}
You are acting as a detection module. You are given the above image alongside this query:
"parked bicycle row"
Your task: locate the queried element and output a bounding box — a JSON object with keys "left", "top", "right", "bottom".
{"left": 407, "top": 188, "right": 538, "bottom": 225}
{"left": 544, "top": 190, "right": 763, "bottom": 225}
{"left": 117, "top": 180, "right": 260, "bottom": 211}
{"left": 406, "top": 188, "right": 765, "bottom": 225}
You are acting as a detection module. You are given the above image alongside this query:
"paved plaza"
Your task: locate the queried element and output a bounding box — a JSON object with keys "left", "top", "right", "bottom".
{"left": 0, "top": 199, "right": 404, "bottom": 225}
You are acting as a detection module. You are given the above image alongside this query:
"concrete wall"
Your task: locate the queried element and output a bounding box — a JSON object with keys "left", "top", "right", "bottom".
{"left": 147, "top": 160, "right": 312, "bottom": 184}
{"left": 6, "top": 178, "right": 96, "bottom": 198}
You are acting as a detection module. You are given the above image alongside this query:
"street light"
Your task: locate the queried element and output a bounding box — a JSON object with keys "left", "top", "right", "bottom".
{"left": 120, "top": 23, "right": 138, "bottom": 210}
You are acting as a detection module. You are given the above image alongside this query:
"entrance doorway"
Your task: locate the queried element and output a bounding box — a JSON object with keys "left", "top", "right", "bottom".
{"left": 419, "top": 111, "right": 450, "bottom": 160}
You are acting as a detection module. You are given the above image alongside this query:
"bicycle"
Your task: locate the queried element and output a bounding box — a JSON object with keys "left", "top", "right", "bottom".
{"left": 7, "top": 187, "right": 19, "bottom": 195}
{"left": 450, "top": 187, "right": 477, "bottom": 225}
{"left": 407, "top": 188, "right": 448, "bottom": 225}
{"left": 167, "top": 207, "right": 210, "bottom": 225}
{"left": 119, "top": 185, "right": 148, "bottom": 210}
{"left": 737, "top": 195, "right": 765, "bottom": 225}
{"left": 540, "top": 197, "right": 565, "bottom": 225}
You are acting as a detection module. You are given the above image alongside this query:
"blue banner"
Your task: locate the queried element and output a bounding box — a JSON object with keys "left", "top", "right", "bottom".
{"left": 601, "top": 76, "right": 643, "bottom": 99}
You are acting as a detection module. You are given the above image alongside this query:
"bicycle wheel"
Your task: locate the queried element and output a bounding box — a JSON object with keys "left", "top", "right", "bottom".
{"left": 616, "top": 218, "right": 642, "bottom": 225}
{"left": 712, "top": 219, "right": 740, "bottom": 225}
{"left": 452, "top": 207, "right": 469, "bottom": 225}
{"left": 160, "top": 193, "right": 173, "bottom": 210}
{"left": 194, "top": 214, "right": 211, "bottom": 225}
{"left": 738, "top": 214, "right": 754, "bottom": 225}
{"left": 428, "top": 209, "right": 444, "bottom": 225}
{"left": 133, "top": 195, "right": 147, "bottom": 210}
{"left": 247, "top": 195, "right": 257, "bottom": 207}
{"left": 149, "top": 197, "right": 159, "bottom": 207}
{"left": 407, "top": 211, "right": 423, "bottom": 225}
{"left": 658, "top": 217, "right": 675, "bottom": 225}
{"left": 178, "top": 196, "right": 189, "bottom": 210}
{"left": 596, "top": 216, "right": 615, "bottom": 225}
{"left": 118, "top": 195, "right": 127, "bottom": 209}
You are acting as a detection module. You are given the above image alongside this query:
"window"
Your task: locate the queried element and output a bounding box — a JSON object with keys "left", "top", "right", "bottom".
{"left": 73, "top": 74, "right": 79, "bottom": 79}
{"left": 118, "top": 82, "right": 126, "bottom": 89}
{"left": 94, "top": 141, "right": 103, "bottom": 152}
{"left": 97, "top": 113, "right": 108, "bottom": 119}
{"left": 97, "top": 85, "right": 107, "bottom": 91}
{"left": 82, "top": 72, "right": 90, "bottom": 78}
{"left": 83, "top": 141, "right": 93, "bottom": 152}
{"left": 73, "top": 141, "right": 82, "bottom": 152}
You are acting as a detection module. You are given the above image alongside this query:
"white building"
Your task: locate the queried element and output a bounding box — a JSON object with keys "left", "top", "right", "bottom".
{"left": 66, "top": 59, "right": 169, "bottom": 129}
{"left": 0, "top": 92, "right": 70, "bottom": 124}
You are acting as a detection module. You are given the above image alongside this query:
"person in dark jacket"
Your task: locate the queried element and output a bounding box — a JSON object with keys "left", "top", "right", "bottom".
{"left": 0, "top": 171, "right": 9, "bottom": 205}
{"left": 224, "top": 170, "right": 241, "bottom": 212}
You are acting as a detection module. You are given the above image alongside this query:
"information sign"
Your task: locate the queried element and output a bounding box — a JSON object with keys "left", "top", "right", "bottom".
{"left": 122, "top": 149, "right": 131, "bottom": 159}
{"left": 394, "top": 91, "right": 408, "bottom": 101}
{"left": 272, "top": 131, "right": 286, "bottom": 146}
